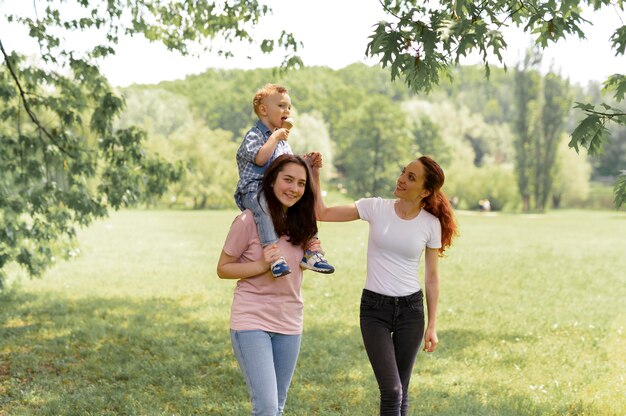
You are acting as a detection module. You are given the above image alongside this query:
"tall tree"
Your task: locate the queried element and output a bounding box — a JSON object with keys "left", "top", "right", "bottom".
{"left": 0, "top": 0, "right": 299, "bottom": 285}
{"left": 287, "top": 111, "right": 336, "bottom": 182}
{"left": 334, "top": 95, "right": 412, "bottom": 197}
{"left": 513, "top": 53, "right": 541, "bottom": 211}
{"left": 535, "top": 72, "right": 571, "bottom": 211}
{"left": 367, "top": 0, "right": 626, "bottom": 207}
{"left": 116, "top": 88, "right": 238, "bottom": 209}
{"left": 513, "top": 51, "right": 571, "bottom": 212}
{"left": 552, "top": 136, "right": 592, "bottom": 209}
{"left": 409, "top": 115, "right": 449, "bottom": 164}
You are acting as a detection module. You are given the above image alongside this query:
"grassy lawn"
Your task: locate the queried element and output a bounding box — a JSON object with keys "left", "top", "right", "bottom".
{"left": 1, "top": 209, "right": 625, "bottom": 415}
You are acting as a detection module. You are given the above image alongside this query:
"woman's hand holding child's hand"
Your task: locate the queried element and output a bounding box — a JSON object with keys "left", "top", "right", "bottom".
{"left": 262, "top": 244, "right": 281, "bottom": 264}
{"left": 304, "top": 152, "right": 323, "bottom": 168}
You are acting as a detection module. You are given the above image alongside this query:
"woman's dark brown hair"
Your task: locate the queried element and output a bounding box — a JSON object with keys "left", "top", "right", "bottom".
{"left": 260, "top": 154, "right": 318, "bottom": 248}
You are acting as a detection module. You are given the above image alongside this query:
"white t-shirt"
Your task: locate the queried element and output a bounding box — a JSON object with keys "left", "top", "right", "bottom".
{"left": 355, "top": 197, "right": 442, "bottom": 297}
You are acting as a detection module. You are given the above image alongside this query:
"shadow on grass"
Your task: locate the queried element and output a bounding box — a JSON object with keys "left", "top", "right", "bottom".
{"left": 0, "top": 291, "right": 247, "bottom": 415}
{"left": 0, "top": 292, "right": 611, "bottom": 416}
{"left": 288, "top": 322, "right": 588, "bottom": 416}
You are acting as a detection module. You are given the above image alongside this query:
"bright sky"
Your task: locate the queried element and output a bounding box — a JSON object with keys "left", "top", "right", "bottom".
{"left": 3, "top": 0, "right": 625, "bottom": 87}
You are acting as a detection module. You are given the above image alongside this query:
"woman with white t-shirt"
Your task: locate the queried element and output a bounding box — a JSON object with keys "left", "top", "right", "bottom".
{"left": 217, "top": 154, "right": 319, "bottom": 415}
{"left": 313, "top": 155, "right": 458, "bottom": 416}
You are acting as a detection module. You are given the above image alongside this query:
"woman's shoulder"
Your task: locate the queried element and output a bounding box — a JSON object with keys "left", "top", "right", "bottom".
{"left": 420, "top": 208, "right": 441, "bottom": 224}
{"left": 236, "top": 209, "right": 255, "bottom": 221}
{"left": 355, "top": 197, "right": 394, "bottom": 220}
{"left": 230, "top": 209, "right": 258, "bottom": 232}
{"left": 357, "top": 197, "right": 393, "bottom": 207}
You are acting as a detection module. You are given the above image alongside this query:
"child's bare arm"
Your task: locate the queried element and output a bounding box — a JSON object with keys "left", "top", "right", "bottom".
{"left": 255, "top": 128, "right": 289, "bottom": 165}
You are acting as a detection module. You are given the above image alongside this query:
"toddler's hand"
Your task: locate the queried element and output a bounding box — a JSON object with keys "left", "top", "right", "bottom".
{"left": 272, "top": 128, "right": 290, "bottom": 142}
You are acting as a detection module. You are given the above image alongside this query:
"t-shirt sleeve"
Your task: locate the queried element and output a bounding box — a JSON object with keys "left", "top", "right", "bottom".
{"left": 223, "top": 213, "right": 254, "bottom": 258}
{"left": 427, "top": 217, "right": 442, "bottom": 249}
{"left": 239, "top": 130, "right": 265, "bottom": 163}
{"left": 355, "top": 197, "right": 378, "bottom": 222}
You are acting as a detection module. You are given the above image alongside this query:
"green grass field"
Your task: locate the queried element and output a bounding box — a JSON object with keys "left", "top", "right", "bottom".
{"left": 1, "top": 209, "right": 625, "bottom": 415}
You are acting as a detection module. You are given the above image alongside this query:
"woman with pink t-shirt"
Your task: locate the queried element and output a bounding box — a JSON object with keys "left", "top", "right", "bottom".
{"left": 217, "top": 154, "right": 319, "bottom": 415}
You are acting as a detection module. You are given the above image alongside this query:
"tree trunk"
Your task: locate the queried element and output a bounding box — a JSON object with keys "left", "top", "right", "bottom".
{"left": 552, "top": 192, "right": 562, "bottom": 209}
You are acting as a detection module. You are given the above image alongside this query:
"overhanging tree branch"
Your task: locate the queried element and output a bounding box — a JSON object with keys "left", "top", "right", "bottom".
{"left": 0, "top": 38, "right": 76, "bottom": 158}
{"left": 582, "top": 109, "right": 626, "bottom": 118}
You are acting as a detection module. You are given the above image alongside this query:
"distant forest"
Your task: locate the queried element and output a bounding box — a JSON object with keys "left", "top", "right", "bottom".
{"left": 117, "top": 62, "right": 625, "bottom": 212}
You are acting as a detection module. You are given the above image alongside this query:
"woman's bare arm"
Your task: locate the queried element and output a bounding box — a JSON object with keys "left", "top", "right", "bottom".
{"left": 216, "top": 250, "right": 270, "bottom": 280}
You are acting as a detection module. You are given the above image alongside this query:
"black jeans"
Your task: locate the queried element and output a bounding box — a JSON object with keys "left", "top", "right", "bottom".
{"left": 360, "top": 288, "right": 425, "bottom": 416}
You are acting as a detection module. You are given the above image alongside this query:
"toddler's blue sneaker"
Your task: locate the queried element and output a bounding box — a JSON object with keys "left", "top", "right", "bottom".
{"left": 300, "top": 250, "right": 335, "bottom": 274}
{"left": 271, "top": 257, "right": 292, "bottom": 278}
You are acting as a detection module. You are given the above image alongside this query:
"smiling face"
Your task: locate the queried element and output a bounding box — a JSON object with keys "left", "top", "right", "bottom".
{"left": 394, "top": 159, "right": 430, "bottom": 202}
{"left": 272, "top": 162, "right": 307, "bottom": 210}
{"left": 258, "top": 92, "right": 292, "bottom": 131}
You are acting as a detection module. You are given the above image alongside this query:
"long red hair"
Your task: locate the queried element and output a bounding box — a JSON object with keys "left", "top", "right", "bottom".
{"left": 419, "top": 156, "right": 458, "bottom": 256}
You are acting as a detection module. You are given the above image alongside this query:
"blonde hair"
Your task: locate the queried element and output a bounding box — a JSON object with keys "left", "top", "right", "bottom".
{"left": 253, "top": 84, "right": 288, "bottom": 117}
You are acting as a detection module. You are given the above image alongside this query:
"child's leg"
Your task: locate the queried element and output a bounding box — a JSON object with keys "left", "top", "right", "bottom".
{"left": 241, "top": 192, "right": 291, "bottom": 278}
{"left": 242, "top": 192, "right": 279, "bottom": 246}
{"left": 301, "top": 235, "right": 335, "bottom": 274}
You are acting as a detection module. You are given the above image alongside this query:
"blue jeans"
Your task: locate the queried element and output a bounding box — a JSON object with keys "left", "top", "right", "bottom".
{"left": 360, "top": 289, "right": 425, "bottom": 416}
{"left": 231, "top": 329, "right": 302, "bottom": 416}
{"left": 241, "top": 191, "right": 279, "bottom": 246}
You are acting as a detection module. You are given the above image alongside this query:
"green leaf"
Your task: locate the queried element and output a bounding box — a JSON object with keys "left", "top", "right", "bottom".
{"left": 610, "top": 25, "right": 626, "bottom": 56}
{"left": 573, "top": 101, "right": 595, "bottom": 111}
{"left": 569, "top": 114, "right": 607, "bottom": 155}
{"left": 603, "top": 74, "right": 626, "bottom": 102}
{"left": 260, "top": 39, "right": 274, "bottom": 53}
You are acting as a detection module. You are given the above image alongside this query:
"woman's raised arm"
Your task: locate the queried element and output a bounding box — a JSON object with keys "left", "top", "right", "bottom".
{"left": 312, "top": 164, "right": 360, "bottom": 222}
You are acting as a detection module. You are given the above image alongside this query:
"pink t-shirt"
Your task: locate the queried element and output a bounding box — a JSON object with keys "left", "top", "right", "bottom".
{"left": 222, "top": 210, "right": 305, "bottom": 335}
